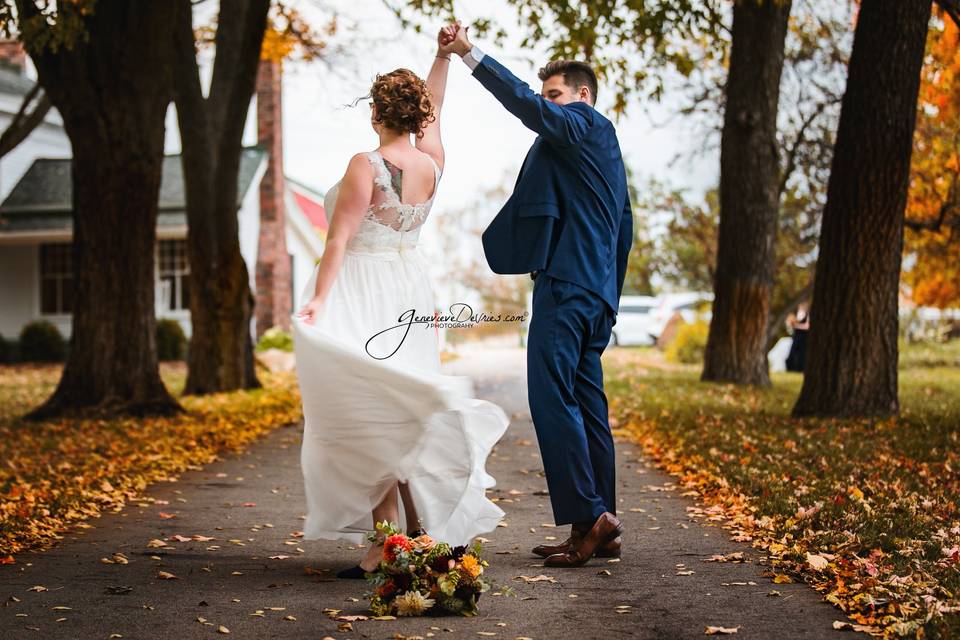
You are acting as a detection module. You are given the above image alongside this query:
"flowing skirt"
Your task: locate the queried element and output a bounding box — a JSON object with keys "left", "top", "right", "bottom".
{"left": 291, "top": 248, "right": 509, "bottom": 546}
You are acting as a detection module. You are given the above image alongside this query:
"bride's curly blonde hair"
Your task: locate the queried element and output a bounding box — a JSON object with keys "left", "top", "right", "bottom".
{"left": 369, "top": 69, "right": 435, "bottom": 138}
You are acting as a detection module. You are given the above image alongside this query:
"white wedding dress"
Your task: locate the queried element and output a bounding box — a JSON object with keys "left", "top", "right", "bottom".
{"left": 291, "top": 150, "right": 509, "bottom": 547}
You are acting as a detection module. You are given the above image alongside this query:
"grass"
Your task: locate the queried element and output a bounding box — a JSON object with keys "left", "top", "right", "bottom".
{"left": 603, "top": 344, "right": 960, "bottom": 638}
{"left": 0, "top": 363, "right": 301, "bottom": 558}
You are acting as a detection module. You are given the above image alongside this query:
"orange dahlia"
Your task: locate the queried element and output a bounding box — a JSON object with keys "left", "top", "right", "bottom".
{"left": 383, "top": 534, "right": 413, "bottom": 562}
{"left": 460, "top": 554, "right": 482, "bottom": 578}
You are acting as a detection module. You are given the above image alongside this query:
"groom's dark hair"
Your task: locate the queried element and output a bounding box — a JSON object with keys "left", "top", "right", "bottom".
{"left": 538, "top": 60, "right": 598, "bottom": 104}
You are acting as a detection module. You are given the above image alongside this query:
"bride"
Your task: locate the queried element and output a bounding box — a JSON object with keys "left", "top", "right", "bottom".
{"left": 291, "top": 28, "right": 509, "bottom": 579}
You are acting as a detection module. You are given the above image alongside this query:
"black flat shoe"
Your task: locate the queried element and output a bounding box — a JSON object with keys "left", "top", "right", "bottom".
{"left": 407, "top": 528, "right": 427, "bottom": 538}
{"left": 336, "top": 565, "right": 369, "bottom": 580}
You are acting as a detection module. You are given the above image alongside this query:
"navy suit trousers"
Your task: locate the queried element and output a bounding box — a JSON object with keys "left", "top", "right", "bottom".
{"left": 526, "top": 274, "right": 616, "bottom": 525}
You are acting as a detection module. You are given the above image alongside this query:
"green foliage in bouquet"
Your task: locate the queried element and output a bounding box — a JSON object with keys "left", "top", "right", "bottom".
{"left": 364, "top": 521, "right": 502, "bottom": 617}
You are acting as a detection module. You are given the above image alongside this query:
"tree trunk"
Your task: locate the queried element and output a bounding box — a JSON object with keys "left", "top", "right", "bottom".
{"left": 701, "top": 0, "right": 792, "bottom": 387}
{"left": 173, "top": 0, "right": 269, "bottom": 395}
{"left": 793, "top": 0, "right": 932, "bottom": 418}
{"left": 24, "top": 1, "right": 181, "bottom": 418}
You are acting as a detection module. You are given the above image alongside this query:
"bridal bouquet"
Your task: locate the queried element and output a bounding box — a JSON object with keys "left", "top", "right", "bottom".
{"left": 366, "top": 522, "right": 491, "bottom": 617}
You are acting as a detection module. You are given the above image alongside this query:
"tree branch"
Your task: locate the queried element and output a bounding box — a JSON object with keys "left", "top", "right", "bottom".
{"left": 172, "top": 0, "right": 210, "bottom": 155}
{"left": 778, "top": 96, "right": 840, "bottom": 197}
{"left": 905, "top": 174, "right": 958, "bottom": 232}
{"left": 0, "top": 83, "right": 51, "bottom": 158}
{"left": 208, "top": 0, "right": 270, "bottom": 150}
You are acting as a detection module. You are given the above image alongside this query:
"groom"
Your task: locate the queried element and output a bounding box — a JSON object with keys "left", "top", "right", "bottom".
{"left": 441, "top": 26, "right": 633, "bottom": 567}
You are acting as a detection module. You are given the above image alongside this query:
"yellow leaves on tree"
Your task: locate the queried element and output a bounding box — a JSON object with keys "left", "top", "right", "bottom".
{"left": 194, "top": 4, "right": 337, "bottom": 64}
{"left": 904, "top": 12, "right": 960, "bottom": 308}
{"left": 260, "top": 4, "right": 337, "bottom": 63}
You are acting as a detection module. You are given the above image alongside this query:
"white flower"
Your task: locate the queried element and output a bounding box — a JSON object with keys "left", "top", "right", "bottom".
{"left": 394, "top": 590, "right": 435, "bottom": 617}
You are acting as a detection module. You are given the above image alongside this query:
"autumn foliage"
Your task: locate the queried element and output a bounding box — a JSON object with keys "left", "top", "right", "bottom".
{"left": 0, "top": 365, "right": 300, "bottom": 559}
{"left": 606, "top": 350, "right": 960, "bottom": 637}
{"left": 905, "top": 13, "right": 960, "bottom": 308}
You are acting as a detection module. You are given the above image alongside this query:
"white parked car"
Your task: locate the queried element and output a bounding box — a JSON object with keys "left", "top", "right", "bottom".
{"left": 648, "top": 292, "right": 714, "bottom": 340}
{"left": 609, "top": 295, "right": 659, "bottom": 346}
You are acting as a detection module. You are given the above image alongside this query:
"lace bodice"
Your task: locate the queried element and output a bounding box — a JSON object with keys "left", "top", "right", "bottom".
{"left": 323, "top": 150, "right": 442, "bottom": 257}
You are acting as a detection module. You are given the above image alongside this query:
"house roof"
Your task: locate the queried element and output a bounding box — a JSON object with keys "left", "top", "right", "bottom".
{"left": 285, "top": 176, "right": 328, "bottom": 232}
{"left": 0, "top": 66, "right": 36, "bottom": 97}
{"left": 291, "top": 190, "right": 327, "bottom": 232}
{"left": 0, "top": 147, "right": 267, "bottom": 234}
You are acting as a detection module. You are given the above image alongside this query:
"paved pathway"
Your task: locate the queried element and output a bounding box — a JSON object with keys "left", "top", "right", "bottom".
{"left": 1, "top": 347, "right": 854, "bottom": 639}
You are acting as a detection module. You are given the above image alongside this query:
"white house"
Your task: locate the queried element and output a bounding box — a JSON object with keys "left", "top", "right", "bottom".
{"left": 0, "top": 44, "right": 327, "bottom": 344}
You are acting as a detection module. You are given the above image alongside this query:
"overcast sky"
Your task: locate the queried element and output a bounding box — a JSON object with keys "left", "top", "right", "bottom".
{"left": 218, "top": 0, "right": 718, "bottom": 206}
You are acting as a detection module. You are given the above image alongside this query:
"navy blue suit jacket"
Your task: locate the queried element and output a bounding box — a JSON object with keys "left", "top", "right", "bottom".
{"left": 473, "top": 55, "right": 633, "bottom": 315}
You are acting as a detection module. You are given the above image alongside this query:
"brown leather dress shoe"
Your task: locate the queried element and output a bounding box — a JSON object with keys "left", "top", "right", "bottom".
{"left": 532, "top": 532, "right": 621, "bottom": 558}
{"left": 543, "top": 512, "right": 623, "bottom": 568}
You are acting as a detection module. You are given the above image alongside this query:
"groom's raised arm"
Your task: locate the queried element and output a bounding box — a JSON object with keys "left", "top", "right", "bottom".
{"left": 460, "top": 47, "right": 592, "bottom": 148}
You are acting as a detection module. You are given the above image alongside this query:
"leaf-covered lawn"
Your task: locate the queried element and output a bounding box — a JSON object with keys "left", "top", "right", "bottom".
{"left": 604, "top": 347, "right": 960, "bottom": 638}
{"left": 0, "top": 364, "right": 301, "bottom": 559}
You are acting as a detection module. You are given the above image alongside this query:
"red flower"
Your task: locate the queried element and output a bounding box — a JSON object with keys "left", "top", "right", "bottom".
{"left": 383, "top": 534, "right": 413, "bottom": 563}
{"left": 375, "top": 579, "right": 397, "bottom": 597}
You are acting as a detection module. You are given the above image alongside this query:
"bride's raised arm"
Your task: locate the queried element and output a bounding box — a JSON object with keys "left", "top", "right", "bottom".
{"left": 416, "top": 27, "right": 454, "bottom": 170}
{"left": 295, "top": 154, "right": 374, "bottom": 323}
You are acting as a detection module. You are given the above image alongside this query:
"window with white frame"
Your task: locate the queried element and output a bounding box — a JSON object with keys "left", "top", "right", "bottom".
{"left": 39, "top": 243, "right": 73, "bottom": 315}
{"left": 158, "top": 239, "right": 190, "bottom": 312}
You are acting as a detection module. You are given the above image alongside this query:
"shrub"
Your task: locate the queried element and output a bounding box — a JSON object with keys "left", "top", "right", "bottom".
{"left": 18, "top": 321, "right": 66, "bottom": 362}
{"left": 256, "top": 326, "right": 293, "bottom": 352}
{"left": 665, "top": 319, "right": 709, "bottom": 364}
{"left": 156, "top": 318, "right": 187, "bottom": 361}
{"left": 0, "top": 333, "right": 10, "bottom": 363}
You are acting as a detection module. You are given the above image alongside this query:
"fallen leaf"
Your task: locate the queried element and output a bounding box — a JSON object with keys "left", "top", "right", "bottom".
{"left": 515, "top": 574, "right": 557, "bottom": 583}
{"left": 105, "top": 586, "right": 133, "bottom": 595}
{"left": 705, "top": 626, "right": 740, "bottom": 635}
{"left": 217, "top": 625, "right": 230, "bottom": 634}
{"left": 158, "top": 512, "right": 177, "bottom": 519}
{"left": 805, "top": 553, "right": 829, "bottom": 571}
{"left": 156, "top": 571, "right": 178, "bottom": 580}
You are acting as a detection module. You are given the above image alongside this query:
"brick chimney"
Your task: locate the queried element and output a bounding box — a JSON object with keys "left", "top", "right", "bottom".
{"left": 0, "top": 40, "right": 26, "bottom": 74}
{"left": 254, "top": 57, "right": 292, "bottom": 336}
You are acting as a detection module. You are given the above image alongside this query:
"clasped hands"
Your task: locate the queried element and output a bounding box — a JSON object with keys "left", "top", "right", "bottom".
{"left": 437, "top": 22, "right": 472, "bottom": 58}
